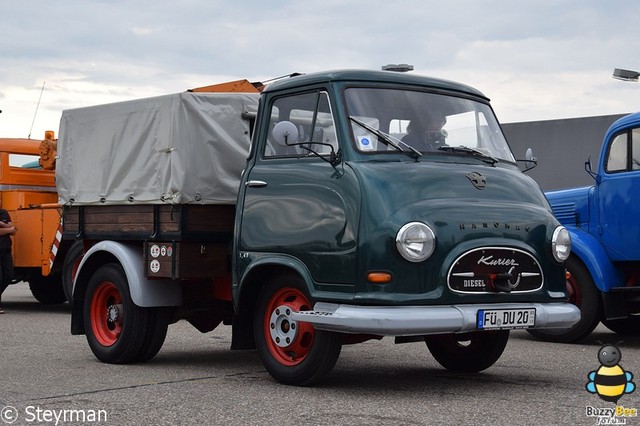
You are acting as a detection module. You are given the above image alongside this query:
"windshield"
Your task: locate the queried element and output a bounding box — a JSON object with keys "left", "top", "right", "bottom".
{"left": 344, "top": 87, "right": 515, "bottom": 163}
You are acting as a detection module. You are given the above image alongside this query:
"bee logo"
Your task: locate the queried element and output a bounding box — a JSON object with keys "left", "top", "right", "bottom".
{"left": 586, "top": 344, "right": 635, "bottom": 403}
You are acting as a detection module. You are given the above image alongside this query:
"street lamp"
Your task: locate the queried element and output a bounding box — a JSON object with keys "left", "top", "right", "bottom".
{"left": 382, "top": 64, "right": 414, "bottom": 72}
{"left": 613, "top": 68, "right": 640, "bottom": 82}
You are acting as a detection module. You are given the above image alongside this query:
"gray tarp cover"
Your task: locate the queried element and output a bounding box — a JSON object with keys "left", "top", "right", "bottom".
{"left": 56, "top": 92, "right": 259, "bottom": 205}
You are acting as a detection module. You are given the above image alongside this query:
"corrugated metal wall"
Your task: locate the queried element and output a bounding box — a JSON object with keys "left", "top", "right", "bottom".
{"left": 502, "top": 114, "right": 627, "bottom": 191}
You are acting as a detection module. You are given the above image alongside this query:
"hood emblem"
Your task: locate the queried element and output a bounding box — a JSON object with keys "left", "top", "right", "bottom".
{"left": 466, "top": 172, "right": 486, "bottom": 190}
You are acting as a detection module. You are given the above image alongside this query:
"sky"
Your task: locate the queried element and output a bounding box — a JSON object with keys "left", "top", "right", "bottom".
{"left": 2, "top": 0, "right": 640, "bottom": 140}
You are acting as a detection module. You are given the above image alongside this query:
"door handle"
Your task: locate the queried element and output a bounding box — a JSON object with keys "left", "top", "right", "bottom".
{"left": 245, "top": 180, "right": 268, "bottom": 188}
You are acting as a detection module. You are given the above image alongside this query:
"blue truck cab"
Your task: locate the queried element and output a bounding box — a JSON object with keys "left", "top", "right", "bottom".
{"left": 530, "top": 112, "right": 640, "bottom": 342}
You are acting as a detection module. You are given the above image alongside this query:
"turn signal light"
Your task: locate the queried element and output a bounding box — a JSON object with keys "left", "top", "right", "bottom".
{"left": 367, "top": 272, "right": 392, "bottom": 283}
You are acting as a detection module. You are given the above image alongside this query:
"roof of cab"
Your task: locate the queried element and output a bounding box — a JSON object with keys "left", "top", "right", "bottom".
{"left": 263, "top": 69, "right": 489, "bottom": 101}
{"left": 0, "top": 138, "right": 43, "bottom": 155}
{"left": 607, "top": 111, "right": 640, "bottom": 134}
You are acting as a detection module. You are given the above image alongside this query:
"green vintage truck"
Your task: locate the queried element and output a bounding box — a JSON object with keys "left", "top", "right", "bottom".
{"left": 61, "top": 70, "right": 579, "bottom": 386}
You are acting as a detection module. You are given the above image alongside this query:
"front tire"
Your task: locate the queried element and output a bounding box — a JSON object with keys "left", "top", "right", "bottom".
{"left": 602, "top": 316, "right": 640, "bottom": 336}
{"left": 83, "top": 263, "right": 167, "bottom": 363}
{"left": 425, "top": 330, "right": 509, "bottom": 372}
{"left": 254, "top": 274, "right": 342, "bottom": 386}
{"left": 527, "top": 256, "right": 601, "bottom": 343}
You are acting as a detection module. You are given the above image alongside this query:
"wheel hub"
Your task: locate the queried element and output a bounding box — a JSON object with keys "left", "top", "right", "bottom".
{"left": 269, "top": 305, "right": 298, "bottom": 348}
{"left": 107, "top": 304, "right": 122, "bottom": 323}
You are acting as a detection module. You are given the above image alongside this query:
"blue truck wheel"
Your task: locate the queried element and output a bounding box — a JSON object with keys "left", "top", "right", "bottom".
{"left": 602, "top": 316, "right": 640, "bottom": 336}
{"left": 528, "top": 256, "right": 601, "bottom": 342}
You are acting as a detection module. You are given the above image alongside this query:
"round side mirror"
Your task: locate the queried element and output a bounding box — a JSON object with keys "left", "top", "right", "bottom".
{"left": 272, "top": 121, "right": 299, "bottom": 146}
{"left": 525, "top": 147, "right": 536, "bottom": 163}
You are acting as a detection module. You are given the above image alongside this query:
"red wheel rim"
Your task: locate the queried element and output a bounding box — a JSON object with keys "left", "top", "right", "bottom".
{"left": 566, "top": 273, "right": 582, "bottom": 307}
{"left": 90, "top": 281, "right": 123, "bottom": 347}
{"left": 263, "top": 287, "right": 315, "bottom": 366}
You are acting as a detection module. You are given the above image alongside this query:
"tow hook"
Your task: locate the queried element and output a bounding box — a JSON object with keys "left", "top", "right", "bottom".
{"left": 489, "top": 267, "right": 521, "bottom": 292}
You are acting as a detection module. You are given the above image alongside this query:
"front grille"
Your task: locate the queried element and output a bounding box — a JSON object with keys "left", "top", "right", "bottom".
{"left": 448, "top": 247, "right": 544, "bottom": 294}
{"left": 551, "top": 202, "right": 576, "bottom": 225}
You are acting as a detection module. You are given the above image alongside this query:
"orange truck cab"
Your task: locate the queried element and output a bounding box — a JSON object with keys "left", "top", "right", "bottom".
{"left": 0, "top": 131, "right": 81, "bottom": 304}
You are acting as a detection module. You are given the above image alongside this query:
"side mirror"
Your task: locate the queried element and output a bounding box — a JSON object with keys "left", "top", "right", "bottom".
{"left": 516, "top": 147, "right": 537, "bottom": 172}
{"left": 525, "top": 148, "right": 537, "bottom": 164}
{"left": 584, "top": 155, "right": 599, "bottom": 182}
{"left": 272, "top": 121, "right": 299, "bottom": 146}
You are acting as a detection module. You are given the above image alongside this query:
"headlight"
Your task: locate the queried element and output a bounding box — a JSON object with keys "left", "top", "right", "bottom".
{"left": 395, "top": 222, "right": 436, "bottom": 262}
{"left": 552, "top": 226, "right": 571, "bottom": 262}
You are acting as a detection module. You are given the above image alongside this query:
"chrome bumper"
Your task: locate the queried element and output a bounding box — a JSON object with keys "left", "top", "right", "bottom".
{"left": 290, "top": 302, "right": 580, "bottom": 336}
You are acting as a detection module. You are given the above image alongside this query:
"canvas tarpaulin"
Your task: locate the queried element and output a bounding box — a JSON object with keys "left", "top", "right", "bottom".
{"left": 56, "top": 92, "right": 259, "bottom": 205}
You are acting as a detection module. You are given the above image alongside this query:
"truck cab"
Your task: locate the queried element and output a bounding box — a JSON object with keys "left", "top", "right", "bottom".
{"left": 0, "top": 133, "right": 74, "bottom": 304}
{"left": 533, "top": 112, "right": 640, "bottom": 342}
{"left": 233, "top": 70, "right": 579, "bottom": 383}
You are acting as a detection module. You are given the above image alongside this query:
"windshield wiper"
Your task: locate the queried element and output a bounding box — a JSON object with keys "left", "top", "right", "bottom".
{"left": 349, "top": 116, "right": 422, "bottom": 160}
{"left": 437, "top": 145, "right": 499, "bottom": 166}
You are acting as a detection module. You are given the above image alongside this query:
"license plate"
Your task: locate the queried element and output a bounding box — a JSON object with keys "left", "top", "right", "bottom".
{"left": 477, "top": 308, "right": 536, "bottom": 330}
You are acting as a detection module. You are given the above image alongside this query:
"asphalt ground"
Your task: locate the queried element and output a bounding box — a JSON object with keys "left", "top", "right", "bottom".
{"left": 1, "top": 281, "right": 639, "bottom": 426}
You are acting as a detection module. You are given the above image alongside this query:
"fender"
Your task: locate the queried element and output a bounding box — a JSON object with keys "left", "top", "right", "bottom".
{"left": 75, "top": 240, "right": 182, "bottom": 307}
{"left": 568, "top": 228, "right": 623, "bottom": 292}
{"left": 234, "top": 253, "right": 316, "bottom": 311}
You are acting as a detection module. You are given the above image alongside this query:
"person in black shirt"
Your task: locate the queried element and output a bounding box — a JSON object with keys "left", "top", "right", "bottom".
{"left": 401, "top": 113, "right": 448, "bottom": 151}
{"left": 0, "top": 209, "right": 16, "bottom": 313}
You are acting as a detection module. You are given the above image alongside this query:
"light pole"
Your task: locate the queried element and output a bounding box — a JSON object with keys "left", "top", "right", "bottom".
{"left": 613, "top": 68, "right": 640, "bottom": 82}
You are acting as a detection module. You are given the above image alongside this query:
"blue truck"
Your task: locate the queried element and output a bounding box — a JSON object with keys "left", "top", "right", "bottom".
{"left": 529, "top": 112, "right": 640, "bottom": 342}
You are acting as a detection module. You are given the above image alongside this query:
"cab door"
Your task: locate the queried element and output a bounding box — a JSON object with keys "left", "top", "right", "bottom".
{"left": 597, "top": 127, "right": 640, "bottom": 260}
{"left": 237, "top": 90, "right": 360, "bottom": 287}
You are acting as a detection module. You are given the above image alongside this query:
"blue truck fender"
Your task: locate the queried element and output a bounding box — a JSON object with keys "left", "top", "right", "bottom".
{"left": 74, "top": 240, "right": 182, "bottom": 307}
{"left": 568, "top": 228, "right": 623, "bottom": 292}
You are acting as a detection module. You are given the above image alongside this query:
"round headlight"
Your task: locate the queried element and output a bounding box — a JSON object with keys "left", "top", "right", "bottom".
{"left": 396, "top": 222, "right": 436, "bottom": 263}
{"left": 552, "top": 226, "right": 571, "bottom": 262}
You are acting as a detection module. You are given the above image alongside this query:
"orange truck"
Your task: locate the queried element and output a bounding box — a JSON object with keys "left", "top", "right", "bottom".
{"left": 0, "top": 131, "right": 82, "bottom": 304}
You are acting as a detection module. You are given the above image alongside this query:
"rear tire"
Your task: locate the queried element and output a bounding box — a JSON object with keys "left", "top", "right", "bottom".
{"left": 62, "top": 241, "right": 85, "bottom": 304}
{"left": 254, "top": 274, "right": 341, "bottom": 386}
{"left": 425, "top": 330, "right": 509, "bottom": 372}
{"left": 83, "top": 263, "right": 167, "bottom": 363}
{"left": 29, "top": 272, "right": 66, "bottom": 304}
{"left": 527, "top": 256, "right": 601, "bottom": 343}
{"left": 135, "top": 307, "right": 170, "bottom": 362}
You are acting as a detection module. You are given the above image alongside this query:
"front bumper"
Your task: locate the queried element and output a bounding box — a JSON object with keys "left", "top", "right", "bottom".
{"left": 290, "top": 302, "right": 580, "bottom": 336}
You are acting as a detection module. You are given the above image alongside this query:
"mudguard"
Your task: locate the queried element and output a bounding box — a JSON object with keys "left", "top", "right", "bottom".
{"left": 74, "top": 240, "right": 182, "bottom": 307}
{"left": 234, "top": 253, "right": 316, "bottom": 311}
{"left": 568, "top": 228, "right": 623, "bottom": 292}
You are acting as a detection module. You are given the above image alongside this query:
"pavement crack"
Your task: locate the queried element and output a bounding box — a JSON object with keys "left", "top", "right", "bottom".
{"left": 15, "top": 371, "right": 261, "bottom": 403}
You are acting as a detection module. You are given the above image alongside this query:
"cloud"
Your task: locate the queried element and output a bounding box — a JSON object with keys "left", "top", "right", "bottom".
{"left": 1, "top": 0, "right": 640, "bottom": 138}
{"left": 131, "top": 27, "right": 154, "bottom": 36}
